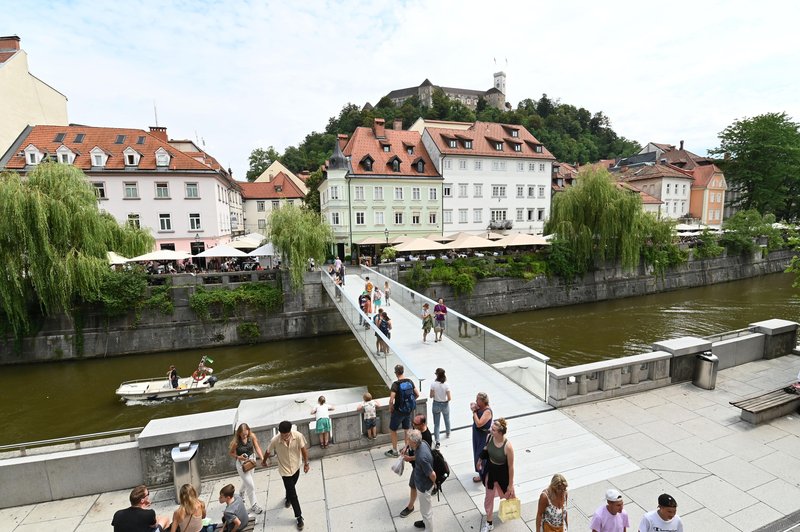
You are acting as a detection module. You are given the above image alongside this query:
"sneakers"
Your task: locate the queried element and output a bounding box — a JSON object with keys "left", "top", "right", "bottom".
{"left": 285, "top": 498, "right": 291, "bottom": 508}
{"left": 385, "top": 449, "right": 400, "bottom": 457}
{"left": 435, "top": 441, "right": 440, "bottom": 449}
{"left": 399, "top": 506, "right": 414, "bottom": 518}
{"left": 414, "top": 520, "right": 426, "bottom": 529}
{"left": 296, "top": 516, "right": 304, "bottom": 530}
{"left": 250, "top": 503, "right": 263, "bottom": 514}
{"left": 480, "top": 521, "right": 494, "bottom": 532}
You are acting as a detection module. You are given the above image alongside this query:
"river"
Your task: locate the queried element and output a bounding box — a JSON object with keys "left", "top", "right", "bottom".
{"left": 3, "top": 272, "right": 799, "bottom": 446}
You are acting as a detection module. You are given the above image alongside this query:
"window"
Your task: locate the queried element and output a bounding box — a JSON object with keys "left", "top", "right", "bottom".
{"left": 448, "top": 139, "right": 457, "bottom": 148}
{"left": 517, "top": 162, "right": 524, "bottom": 172}
{"left": 93, "top": 154, "right": 103, "bottom": 166}
{"left": 429, "top": 212, "right": 437, "bottom": 224}
{"left": 272, "top": 200, "right": 279, "bottom": 209}
{"left": 136, "top": 135, "right": 145, "bottom": 145}
{"left": 681, "top": 201, "right": 686, "bottom": 213}
{"left": 473, "top": 209, "right": 483, "bottom": 223}
{"left": 464, "top": 140, "right": 472, "bottom": 149}
{"left": 258, "top": 219, "right": 267, "bottom": 229}
{"left": 127, "top": 214, "right": 140, "bottom": 228}
{"left": 529, "top": 163, "right": 536, "bottom": 171}
{"left": 492, "top": 185, "right": 506, "bottom": 198}
{"left": 394, "top": 187, "right": 403, "bottom": 200}
{"left": 666, "top": 184, "right": 671, "bottom": 194}
{"left": 407, "top": 146, "right": 414, "bottom": 155}
{"left": 528, "top": 186, "right": 535, "bottom": 197}
{"left": 458, "top": 184, "right": 468, "bottom": 198}
{"left": 416, "top": 161, "right": 424, "bottom": 173}
{"left": 330, "top": 186, "right": 339, "bottom": 200}
{"left": 443, "top": 184, "right": 452, "bottom": 197}
{"left": 527, "top": 209, "right": 536, "bottom": 221}
{"left": 159, "top": 213, "right": 172, "bottom": 231}
{"left": 495, "top": 142, "right": 503, "bottom": 151}
{"left": 538, "top": 185, "right": 545, "bottom": 198}
{"left": 443, "top": 210, "right": 453, "bottom": 224}
{"left": 412, "top": 187, "right": 421, "bottom": 200}
{"left": 538, "top": 208, "right": 545, "bottom": 221}
{"left": 673, "top": 202, "right": 677, "bottom": 213}
{"left": 185, "top": 183, "right": 199, "bottom": 198}
{"left": 444, "top": 159, "right": 452, "bottom": 170}
{"left": 429, "top": 187, "right": 437, "bottom": 200}
{"left": 459, "top": 209, "right": 468, "bottom": 223}
{"left": 394, "top": 212, "right": 404, "bottom": 224}
{"left": 189, "top": 213, "right": 202, "bottom": 230}
{"left": 511, "top": 129, "right": 519, "bottom": 138}
{"left": 74, "top": 133, "right": 85, "bottom": 143}
{"left": 355, "top": 212, "right": 365, "bottom": 225}
{"left": 459, "top": 159, "right": 467, "bottom": 170}
{"left": 383, "top": 145, "right": 390, "bottom": 152}
{"left": 539, "top": 163, "right": 545, "bottom": 172}
{"left": 516, "top": 208, "right": 524, "bottom": 222}
{"left": 331, "top": 212, "right": 340, "bottom": 225}
{"left": 114, "top": 135, "right": 126, "bottom": 144}
{"left": 92, "top": 182, "right": 106, "bottom": 199}
{"left": 364, "top": 159, "right": 373, "bottom": 171}
{"left": 156, "top": 148, "right": 170, "bottom": 167}
{"left": 257, "top": 200, "right": 265, "bottom": 212}
{"left": 354, "top": 186, "right": 364, "bottom": 201}
{"left": 491, "top": 209, "right": 507, "bottom": 222}
{"left": 412, "top": 212, "right": 421, "bottom": 225}
{"left": 513, "top": 144, "right": 522, "bottom": 152}
{"left": 474, "top": 160, "right": 482, "bottom": 170}
{"left": 374, "top": 186, "right": 383, "bottom": 200}
{"left": 516, "top": 185, "right": 524, "bottom": 198}
{"left": 682, "top": 184, "right": 687, "bottom": 195}
{"left": 124, "top": 182, "right": 139, "bottom": 199}
{"left": 125, "top": 153, "right": 138, "bottom": 165}
{"left": 474, "top": 184, "right": 483, "bottom": 197}
{"left": 155, "top": 183, "right": 169, "bottom": 198}
{"left": 491, "top": 161, "right": 506, "bottom": 171}
{"left": 392, "top": 159, "right": 400, "bottom": 172}
{"left": 375, "top": 211, "right": 385, "bottom": 225}
{"left": 535, "top": 145, "right": 543, "bottom": 153}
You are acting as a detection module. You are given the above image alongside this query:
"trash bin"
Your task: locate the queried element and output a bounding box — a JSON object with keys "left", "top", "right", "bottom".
{"left": 692, "top": 351, "right": 719, "bottom": 390}
{"left": 171, "top": 442, "right": 200, "bottom": 503}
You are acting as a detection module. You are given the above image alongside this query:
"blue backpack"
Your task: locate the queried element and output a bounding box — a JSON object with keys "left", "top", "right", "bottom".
{"left": 396, "top": 379, "right": 416, "bottom": 413}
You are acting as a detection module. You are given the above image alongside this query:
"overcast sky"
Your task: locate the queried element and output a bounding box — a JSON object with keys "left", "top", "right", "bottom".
{"left": 4, "top": 0, "right": 798, "bottom": 179}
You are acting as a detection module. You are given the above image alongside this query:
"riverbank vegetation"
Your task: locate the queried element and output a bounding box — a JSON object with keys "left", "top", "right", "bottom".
{"left": 189, "top": 283, "right": 283, "bottom": 321}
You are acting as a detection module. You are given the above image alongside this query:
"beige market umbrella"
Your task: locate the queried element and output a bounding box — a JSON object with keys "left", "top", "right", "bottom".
{"left": 389, "top": 235, "right": 411, "bottom": 244}
{"left": 392, "top": 238, "right": 449, "bottom": 253}
{"left": 229, "top": 238, "right": 262, "bottom": 250}
{"left": 485, "top": 232, "right": 506, "bottom": 240}
{"left": 128, "top": 249, "right": 192, "bottom": 262}
{"left": 357, "top": 236, "right": 387, "bottom": 245}
{"left": 107, "top": 251, "right": 129, "bottom": 265}
{"left": 496, "top": 233, "right": 551, "bottom": 247}
{"left": 195, "top": 244, "right": 249, "bottom": 258}
{"left": 446, "top": 231, "right": 479, "bottom": 241}
{"left": 426, "top": 233, "right": 454, "bottom": 242}
{"left": 449, "top": 235, "right": 504, "bottom": 249}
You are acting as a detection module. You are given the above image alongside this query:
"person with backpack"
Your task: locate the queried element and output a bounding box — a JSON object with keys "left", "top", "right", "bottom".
{"left": 406, "top": 429, "right": 436, "bottom": 531}
{"left": 385, "top": 364, "right": 419, "bottom": 458}
{"left": 379, "top": 311, "right": 392, "bottom": 354}
{"left": 358, "top": 291, "right": 370, "bottom": 327}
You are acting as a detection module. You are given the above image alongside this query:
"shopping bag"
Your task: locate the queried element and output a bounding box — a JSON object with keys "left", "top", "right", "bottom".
{"left": 498, "top": 497, "right": 521, "bottom": 522}
{"left": 391, "top": 455, "right": 405, "bottom": 476}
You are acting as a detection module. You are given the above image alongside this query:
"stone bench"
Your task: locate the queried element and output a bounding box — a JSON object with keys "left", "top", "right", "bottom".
{"left": 730, "top": 386, "right": 800, "bottom": 424}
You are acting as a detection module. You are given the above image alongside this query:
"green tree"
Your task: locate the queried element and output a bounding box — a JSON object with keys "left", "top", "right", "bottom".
{"left": 245, "top": 146, "right": 280, "bottom": 182}
{"left": 267, "top": 204, "right": 333, "bottom": 290}
{"left": 0, "top": 163, "right": 154, "bottom": 336}
{"left": 303, "top": 168, "right": 324, "bottom": 213}
{"left": 710, "top": 112, "right": 800, "bottom": 219}
{"left": 720, "top": 209, "right": 783, "bottom": 255}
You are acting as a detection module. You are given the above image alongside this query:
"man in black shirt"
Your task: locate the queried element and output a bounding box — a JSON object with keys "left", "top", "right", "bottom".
{"left": 111, "top": 485, "right": 170, "bottom": 532}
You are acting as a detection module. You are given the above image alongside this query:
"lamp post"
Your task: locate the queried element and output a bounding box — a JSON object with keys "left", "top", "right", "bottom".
{"left": 384, "top": 227, "right": 389, "bottom": 244}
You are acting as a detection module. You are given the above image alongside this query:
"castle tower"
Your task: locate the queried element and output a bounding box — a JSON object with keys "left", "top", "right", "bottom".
{"left": 493, "top": 71, "right": 506, "bottom": 97}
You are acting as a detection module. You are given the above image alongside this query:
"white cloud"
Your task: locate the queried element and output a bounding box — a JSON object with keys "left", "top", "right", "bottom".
{"left": 4, "top": 0, "right": 798, "bottom": 177}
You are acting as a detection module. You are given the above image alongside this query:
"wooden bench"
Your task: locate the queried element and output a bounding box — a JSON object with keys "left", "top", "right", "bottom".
{"left": 730, "top": 386, "right": 800, "bottom": 424}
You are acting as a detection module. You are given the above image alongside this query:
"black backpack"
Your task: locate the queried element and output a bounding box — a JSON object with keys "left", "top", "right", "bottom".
{"left": 431, "top": 447, "right": 450, "bottom": 499}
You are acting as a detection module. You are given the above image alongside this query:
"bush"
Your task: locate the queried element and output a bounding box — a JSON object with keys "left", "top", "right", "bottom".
{"left": 405, "top": 262, "right": 430, "bottom": 292}
{"left": 693, "top": 229, "right": 725, "bottom": 260}
{"left": 144, "top": 285, "right": 174, "bottom": 315}
{"left": 448, "top": 272, "right": 476, "bottom": 296}
{"left": 190, "top": 282, "right": 283, "bottom": 321}
{"left": 236, "top": 322, "right": 261, "bottom": 343}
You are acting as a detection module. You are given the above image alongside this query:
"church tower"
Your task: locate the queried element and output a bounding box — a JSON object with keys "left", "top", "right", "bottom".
{"left": 493, "top": 71, "right": 506, "bottom": 97}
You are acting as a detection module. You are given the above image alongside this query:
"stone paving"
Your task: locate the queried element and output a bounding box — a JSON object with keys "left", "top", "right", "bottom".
{"left": 2, "top": 356, "right": 799, "bottom": 531}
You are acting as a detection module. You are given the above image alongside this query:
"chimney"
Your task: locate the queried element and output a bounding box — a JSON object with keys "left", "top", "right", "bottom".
{"left": 393, "top": 118, "right": 403, "bottom": 131}
{"left": 337, "top": 133, "right": 348, "bottom": 150}
{"left": 679, "top": 140, "right": 684, "bottom": 150}
{"left": 149, "top": 126, "right": 168, "bottom": 142}
{"left": 373, "top": 118, "right": 386, "bottom": 139}
{"left": 0, "top": 35, "right": 21, "bottom": 51}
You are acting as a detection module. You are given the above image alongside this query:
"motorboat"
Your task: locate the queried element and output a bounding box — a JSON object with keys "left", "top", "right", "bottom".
{"left": 116, "top": 356, "right": 218, "bottom": 402}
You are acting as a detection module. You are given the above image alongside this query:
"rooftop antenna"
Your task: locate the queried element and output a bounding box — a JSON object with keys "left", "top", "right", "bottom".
{"left": 153, "top": 100, "right": 159, "bottom": 126}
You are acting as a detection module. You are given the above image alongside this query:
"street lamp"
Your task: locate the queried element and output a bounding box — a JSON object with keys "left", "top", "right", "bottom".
{"left": 384, "top": 227, "right": 389, "bottom": 244}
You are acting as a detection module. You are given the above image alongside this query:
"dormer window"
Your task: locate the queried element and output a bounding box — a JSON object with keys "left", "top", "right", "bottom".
{"left": 90, "top": 147, "right": 108, "bottom": 167}
{"left": 535, "top": 145, "right": 543, "bottom": 153}
{"left": 56, "top": 145, "right": 74, "bottom": 164}
{"left": 511, "top": 129, "right": 519, "bottom": 138}
{"left": 448, "top": 139, "right": 457, "bottom": 148}
{"left": 275, "top": 185, "right": 283, "bottom": 192}
{"left": 123, "top": 147, "right": 141, "bottom": 166}
{"left": 155, "top": 147, "right": 171, "bottom": 167}
{"left": 464, "top": 140, "right": 472, "bottom": 149}
{"left": 513, "top": 144, "right": 522, "bottom": 152}
{"left": 388, "top": 156, "right": 402, "bottom": 172}
{"left": 383, "top": 145, "right": 390, "bottom": 152}
{"left": 24, "top": 145, "right": 43, "bottom": 165}
{"left": 407, "top": 147, "right": 414, "bottom": 155}
{"left": 360, "top": 155, "right": 374, "bottom": 171}
{"left": 415, "top": 159, "right": 425, "bottom": 173}
{"left": 495, "top": 142, "right": 503, "bottom": 151}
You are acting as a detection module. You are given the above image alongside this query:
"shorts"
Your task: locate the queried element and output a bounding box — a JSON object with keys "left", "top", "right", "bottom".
{"left": 435, "top": 319, "right": 446, "bottom": 331}
{"left": 389, "top": 410, "right": 412, "bottom": 431}
{"left": 364, "top": 417, "right": 376, "bottom": 429}
{"left": 315, "top": 417, "right": 331, "bottom": 433}
{"left": 374, "top": 299, "right": 382, "bottom": 307}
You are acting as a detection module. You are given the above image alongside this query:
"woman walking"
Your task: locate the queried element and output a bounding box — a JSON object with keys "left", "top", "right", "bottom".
{"left": 471, "top": 392, "right": 493, "bottom": 483}
{"left": 421, "top": 303, "right": 434, "bottom": 343}
{"left": 169, "top": 483, "right": 206, "bottom": 532}
{"left": 429, "top": 368, "right": 452, "bottom": 448}
{"left": 477, "top": 418, "right": 515, "bottom": 532}
{"left": 536, "top": 474, "right": 569, "bottom": 532}
{"left": 228, "top": 423, "right": 264, "bottom": 514}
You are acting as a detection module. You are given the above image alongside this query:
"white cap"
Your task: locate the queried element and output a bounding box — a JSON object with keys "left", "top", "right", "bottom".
{"left": 605, "top": 489, "right": 623, "bottom": 502}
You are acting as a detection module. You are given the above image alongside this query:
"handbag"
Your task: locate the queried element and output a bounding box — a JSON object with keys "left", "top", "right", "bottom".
{"left": 498, "top": 497, "right": 521, "bottom": 522}
{"left": 242, "top": 458, "right": 257, "bottom": 472}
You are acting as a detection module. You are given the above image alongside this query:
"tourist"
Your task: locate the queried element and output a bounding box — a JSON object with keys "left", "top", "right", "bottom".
{"left": 263, "top": 420, "right": 310, "bottom": 531}
{"left": 167, "top": 365, "right": 179, "bottom": 389}
{"left": 169, "top": 483, "right": 205, "bottom": 532}
{"left": 591, "top": 489, "right": 630, "bottom": 532}
{"left": 385, "top": 364, "right": 419, "bottom": 457}
{"left": 478, "top": 418, "right": 515, "bottom": 532}
{"left": 429, "top": 368, "right": 451, "bottom": 448}
{"left": 398, "top": 415, "right": 433, "bottom": 519}
{"left": 311, "top": 395, "right": 334, "bottom": 449}
{"left": 471, "top": 392, "right": 492, "bottom": 482}
{"left": 333, "top": 256, "right": 342, "bottom": 272}
{"left": 373, "top": 312, "right": 386, "bottom": 355}
{"left": 379, "top": 311, "right": 392, "bottom": 354}
{"left": 407, "top": 429, "right": 436, "bottom": 531}
{"left": 421, "top": 303, "right": 434, "bottom": 343}
{"left": 218, "top": 483, "right": 249, "bottom": 532}
{"left": 111, "top": 484, "right": 170, "bottom": 532}
{"left": 536, "top": 474, "right": 569, "bottom": 532}
{"left": 373, "top": 286, "right": 383, "bottom": 312}
{"left": 433, "top": 298, "right": 447, "bottom": 342}
{"left": 639, "top": 494, "right": 683, "bottom": 532}
{"left": 228, "top": 423, "right": 264, "bottom": 515}
{"left": 384, "top": 280, "right": 391, "bottom": 306}
{"left": 365, "top": 276, "right": 374, "bottom": 300}
{"left": 357, "top": 392, "right": 380, "bottom": 439}
{"left": 358, "top": 290, "right": 370, "bottom": 326}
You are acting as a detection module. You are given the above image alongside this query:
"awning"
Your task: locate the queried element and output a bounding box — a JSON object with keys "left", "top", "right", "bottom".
{"left": 194, "top": 244, "right": 249, "bottom": 258}
{"left": 128, "top": 250, "right": 192, "bottom": 262}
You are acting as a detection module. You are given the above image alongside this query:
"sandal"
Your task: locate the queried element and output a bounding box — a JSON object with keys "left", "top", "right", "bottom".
{"left": 473, "top": 476, "right": 482, "bottom": 483}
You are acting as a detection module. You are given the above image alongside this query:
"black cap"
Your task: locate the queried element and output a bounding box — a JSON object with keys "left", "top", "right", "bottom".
{"left": 658, "top": 494, "right": 677, "bottom": 508}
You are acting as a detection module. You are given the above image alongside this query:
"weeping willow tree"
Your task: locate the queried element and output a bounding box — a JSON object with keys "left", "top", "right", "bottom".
{"left": 0, "top": 163, "right": 154, "bottom": 336}
{"left": 545, "top": 167, "right": 647, "bottom": 275}
{"left": 267, "top": 203, "right": 333, "bottom": 290}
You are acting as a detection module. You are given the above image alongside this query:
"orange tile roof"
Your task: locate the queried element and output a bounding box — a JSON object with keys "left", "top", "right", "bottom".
{"left": 617, "top": 182, "right": 662, "bottom": 204}
{"left": 691, "top": 164, "right": 724, "bottom": 189}
{"left": 427, "top": 121, "right": 555, "bottom": 160}
{"left": 615, "top": 162, "right": 694, "bottom": 183}
{"left": 343, "top": 127, "right": 441, "bottom": 178}
{"left": 3, "top": 125, "right": 217, "bottom": 173}
{"left": 240, "top": 172, "right": 305, "bottom": 199}
{"left": 0, "top": 51, "right": 16, "bottom": 63}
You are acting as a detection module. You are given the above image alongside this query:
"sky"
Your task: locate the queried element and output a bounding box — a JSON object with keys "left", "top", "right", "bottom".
{"left": 4, "top": 0, "right": 799, "bottom": 180}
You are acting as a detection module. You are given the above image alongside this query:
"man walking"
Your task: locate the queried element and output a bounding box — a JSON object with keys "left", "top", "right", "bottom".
{"left": 385, "top": 364, "right": 419, "bottom": 457}
{"left": 639, "top": 494, "right": 683, "bottom": 532}
{"left": 433, "top": 298, "right": 447, "bottom": 342}
{"left": 591, "top": 489, "right": 630, "bottom": 532}
{"left": 263, "top": 421, "right": 310, "bottom": 530}
{"left": 407, "top": 429, "right": 436, "bottom": 530}
{"left": 399, "top": 415, "right": 433, "bottom": 518}
{"left": 111, "top": 485, "right": 170, "bottom": 532}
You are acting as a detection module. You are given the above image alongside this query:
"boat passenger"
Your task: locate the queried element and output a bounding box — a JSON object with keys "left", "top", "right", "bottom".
{"left": 168, "top": 365, "right": 179, "bottom": 389}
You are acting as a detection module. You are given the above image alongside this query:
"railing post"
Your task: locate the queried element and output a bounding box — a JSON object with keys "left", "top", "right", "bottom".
{"left": 578, "top": 375, "right": 588, "bottom": 395}
{"left": 629, "top": 364, "right": 640, "bottom": 384}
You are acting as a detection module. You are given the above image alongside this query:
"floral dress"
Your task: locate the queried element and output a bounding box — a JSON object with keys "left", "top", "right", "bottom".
{"left": 541, "top": 489, "right": 566, "bottom": 531}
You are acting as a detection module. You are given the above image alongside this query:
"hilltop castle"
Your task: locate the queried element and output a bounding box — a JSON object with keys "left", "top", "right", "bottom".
{"left": 378, "top": 72, "right": 508, "bottom": 111}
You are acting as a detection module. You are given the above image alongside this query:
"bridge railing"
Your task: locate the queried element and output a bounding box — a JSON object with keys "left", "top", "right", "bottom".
{"left": 358, "top": 265, "right": 550, "bottom": 400}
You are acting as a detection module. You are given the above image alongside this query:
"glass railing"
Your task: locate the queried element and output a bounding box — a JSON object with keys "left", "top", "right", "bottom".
{"left": 358, "top": 265, "right": 550, "bottom": 400}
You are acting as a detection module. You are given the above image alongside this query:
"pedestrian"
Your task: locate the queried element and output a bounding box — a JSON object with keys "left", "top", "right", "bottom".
{"left": 262, "top": 420, "right": 310, "bottom": 531}
{"left": 373, "top": 311, "right": 386, "bottom": 355}
{"left": 311, "top": 395, "right": 334, "bottom": 449}
{"left": 433, "top": 298, "right": 447, "bottom": 342}
{"left": 358, "top": 290, "right": 370, "bottom": 327}
{"left": 591, "top": 489, "right": 630, "bottom": 532}
{"left": 407, "top": 429, "right": 436, "bottom": 531}
{"left": 384, "top": 281, "right": 391, "bottom": 306}
{"left": 639, "top": 494, "right": 683, "bottom": 532}
{"left": 398, "top": 415, "right": 433, "bottom": 519}
{"left": 218, "top": 483, "right": 249, "bottom": 532}
{"left": 421, "top": 303, "right": 434, "bottom": 343}
{"left": 385, "top": 364, "right": 420, "bottom": 457}
{"left": 365, "top": 276, "right": 374, "bottom": 300}
{"left": 536, "top": 474, "right": 568, "bottom": 532}
{"left": 333, "top": 256, "right": 342, "bottom": 272}
{"left": 471, "top": 392, "right": 493, "bottom": 482}
{"left": 379, "top": 311, "right": 392, "bottom": 354}
{"left": 228, "top": 423, "right": 264, "bottom": 514}
{"left": 357, "top": 392, "right": 380, "bottom": 439}
{"left": 169, "top": 484, "right": 205, "bottom": 532}
{"left": 111, "top": 485, "right": 170, "bottom": 532}
{"left": 373, "top": 286, "right": 383, "bottom": 312}
{"left": 429, "top": 368, "right": 451, "bottom": 448}
{"left": 477, "top": 418, "right": 515, "bottom": 532}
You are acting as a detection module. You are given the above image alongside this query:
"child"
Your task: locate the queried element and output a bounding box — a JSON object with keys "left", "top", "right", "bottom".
{"left": 311, "top": 395, "right": 335, "bottom": 448}
{"left": 357, "top": 392, "right": 380, "bottom": 439}
{"left": 373, "top": 287, "right": 383, "bottom": 313}
{"left": 384, "top": 281, "right": 391, "bottom": 306}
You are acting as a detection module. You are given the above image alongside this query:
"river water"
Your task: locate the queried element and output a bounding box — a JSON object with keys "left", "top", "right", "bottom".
{"left": 3, "top": 272, "right": 799, "bottom": 446}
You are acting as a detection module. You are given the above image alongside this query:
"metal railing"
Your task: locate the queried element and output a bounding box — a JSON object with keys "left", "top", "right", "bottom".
{"left": 0, "top": 427, "right": 143, "bottom": 457}
{"left": 358, "top": 265, "right": 550, "bottom": 400}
